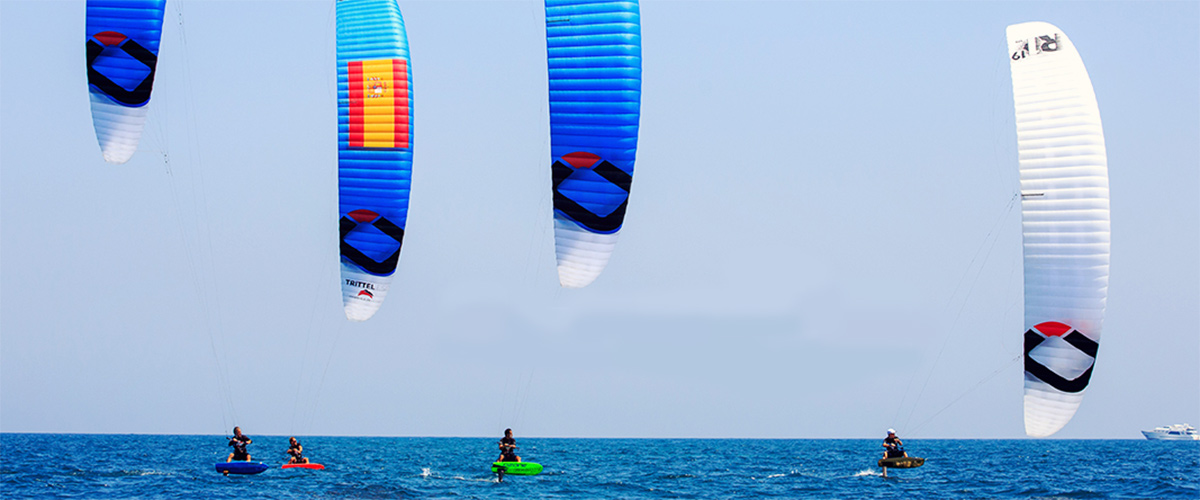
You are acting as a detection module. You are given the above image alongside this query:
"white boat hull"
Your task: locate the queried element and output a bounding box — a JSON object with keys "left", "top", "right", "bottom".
{"left": 1142, "top": 430, "right": 1200, "bottom": 441}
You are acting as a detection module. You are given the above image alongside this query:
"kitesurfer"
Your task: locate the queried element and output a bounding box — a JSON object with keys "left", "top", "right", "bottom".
{"left": 882, "top": 429, "right": 907, "bottom": 459}
{"left": 497, "top": 428, "right": 521, "bottom": 462}
{"left": 226, "top": 427, "right": 252, "bottom": 462}
{"left": 287, "top": 437, "right": 309, "bottom": 464}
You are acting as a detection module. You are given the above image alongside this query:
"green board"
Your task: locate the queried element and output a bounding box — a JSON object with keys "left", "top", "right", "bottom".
{"left": 878, "top": 457, "right": 925, "bottom": 469}
{"left": 491, "top": 462, "right": 543, "bottom": 475}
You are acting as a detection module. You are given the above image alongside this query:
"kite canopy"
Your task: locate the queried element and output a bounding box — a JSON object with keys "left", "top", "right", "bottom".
{"left": 546, "top": 0, "right": 642, "bottom": 288}
{"left": 85, "top": 0, "right": 167, "bottom": 164}
{"left": 336, "top": 0, "right": 413, "bottom": 321}
{"left": 1007, "top": 21, "right": 1110, "bottom": 437}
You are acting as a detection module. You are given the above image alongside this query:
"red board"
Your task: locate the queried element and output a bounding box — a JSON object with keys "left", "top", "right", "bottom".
{"left": 282, "top": 463, "right": 325, "bottom": 470}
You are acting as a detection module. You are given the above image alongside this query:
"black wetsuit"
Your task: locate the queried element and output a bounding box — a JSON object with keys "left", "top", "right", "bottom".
{"left": 883, "top": 436, "right": 904, "bottom": 458}
{"left": 498, "top": 436, "right": 517, "bottom": 462}
{"left": 229, "top": 435, "right": 251, "bottom": 460}
{"left": 288, "top": 443, "right": 304, "bottom": 463}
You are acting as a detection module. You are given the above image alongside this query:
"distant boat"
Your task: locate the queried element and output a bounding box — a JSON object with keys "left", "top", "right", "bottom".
{"left": 1141, "top": 424, "right": 1199, "bottom": 441}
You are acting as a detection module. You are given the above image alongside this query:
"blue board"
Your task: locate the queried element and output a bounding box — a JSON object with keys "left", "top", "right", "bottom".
{"left": 215, "top": 461, "right": 269, "bottom": 475}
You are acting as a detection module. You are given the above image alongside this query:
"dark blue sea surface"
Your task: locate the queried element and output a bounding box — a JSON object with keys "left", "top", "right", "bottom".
{"left": 1, "top": 434, "right": 1196, "bottom": 499}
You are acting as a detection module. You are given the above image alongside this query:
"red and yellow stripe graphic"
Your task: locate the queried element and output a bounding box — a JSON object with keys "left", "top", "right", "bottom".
{"left": 348, "top": 58, "right": 410, "bottom": 149}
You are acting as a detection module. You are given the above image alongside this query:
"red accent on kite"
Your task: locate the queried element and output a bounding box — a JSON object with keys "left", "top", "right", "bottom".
{"left": 357, "top": 290, "right": 374, "bottom": 298}
{"left": 393, "top": 59, "right": 410, "bottom": 149}
{"left": 93, "top": 31, "right": 127, "bottom": 47}
{"left": 348, "top": 61, "right": 364, "bottom": 147}
{"left": 348, "top": 209, "right": 379, "bottom": 223}
{"left": 563, "top": 151, "right": 601, "bottom": 169}
{"left": 1034, "top": 321, "right": 1073, "bottom": 337}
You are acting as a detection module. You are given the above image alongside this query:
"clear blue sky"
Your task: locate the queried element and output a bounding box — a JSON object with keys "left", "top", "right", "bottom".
{"left": 2, "top": 0, "right": 1197, "bottom": 439}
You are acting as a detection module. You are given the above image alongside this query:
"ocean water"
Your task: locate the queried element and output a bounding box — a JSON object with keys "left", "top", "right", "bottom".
{"left": 1, "top": 434, "right": 1196, "bottom": 499}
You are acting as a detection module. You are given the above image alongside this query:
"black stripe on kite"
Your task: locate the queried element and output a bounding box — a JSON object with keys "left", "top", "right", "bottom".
{"left": 86, "top": 37, "right": 157, "bottom": 106}
{"left": 339, "top": 215, "right": 404, "bottom": 276}
{"left": 552, "top": 160, "right": 630, "bottom": 233}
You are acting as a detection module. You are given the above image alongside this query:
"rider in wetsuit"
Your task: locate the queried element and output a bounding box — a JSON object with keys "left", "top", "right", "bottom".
{"left": 497, "top": 428, "right": 521, "bottom": 462}
{"left": 287, "top": 437, "right": 309, "bottom": 464}
{"left": 882, "top": 428, "right": 908, "bottom": 459}
{"left": 226, "top": 427, "right": 252, "bottom": 462}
